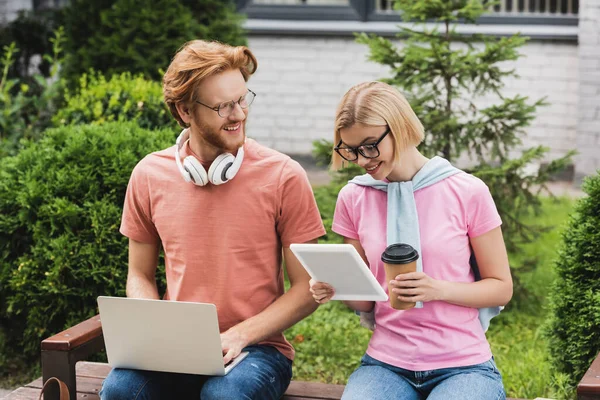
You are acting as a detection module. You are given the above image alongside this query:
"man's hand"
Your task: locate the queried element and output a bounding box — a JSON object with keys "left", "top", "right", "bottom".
{"left": 221, "top": 327, "right": 249, "bottom": 365}
{"left": 216, "top": 240, "right": 320, "bottom": 358}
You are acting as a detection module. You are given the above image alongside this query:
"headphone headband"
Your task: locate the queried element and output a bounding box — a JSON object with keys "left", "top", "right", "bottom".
{"left": 174, "top": 128, "right": 244, "bottom": 186}
{"left": 175, "top": 129, "right": 192, "bottom": 182}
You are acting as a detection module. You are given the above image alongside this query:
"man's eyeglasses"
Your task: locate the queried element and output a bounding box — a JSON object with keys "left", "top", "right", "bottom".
{"left": 334, "top": 127, "right": 390, "bottom": 162}
{"left": 195, "top": 89, "right": 256, "bottom": 118}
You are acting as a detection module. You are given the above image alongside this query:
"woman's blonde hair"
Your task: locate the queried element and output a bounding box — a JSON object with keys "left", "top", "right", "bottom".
{"left": 163, "top": 40, "right": 258, "bottom": 127}
{"left": 332, "top": 81, "right": 424, "bottom": 170}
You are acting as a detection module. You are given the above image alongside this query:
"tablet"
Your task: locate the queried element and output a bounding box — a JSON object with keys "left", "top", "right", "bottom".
{"left": 290, "top": 243, "right": 388, "bottom": 301}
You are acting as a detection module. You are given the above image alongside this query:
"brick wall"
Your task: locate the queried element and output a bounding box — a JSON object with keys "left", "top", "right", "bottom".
{"left": 246, "top": 35, "right": 579, "bottom": 169}
{"left": 576, "top": 0, "right": 600, "bottom": 181}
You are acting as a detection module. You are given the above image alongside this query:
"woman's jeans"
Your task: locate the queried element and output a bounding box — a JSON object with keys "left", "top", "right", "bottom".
{"left": 342, "top": 353, "right": 506, "bottom": 400}
{"left": 99, "top": 345, "right": 292, "bottom": 400}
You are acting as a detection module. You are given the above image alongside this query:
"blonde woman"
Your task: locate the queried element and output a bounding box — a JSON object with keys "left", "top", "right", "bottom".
{"left": 310, "top": 82, "right": 512, "bottom": 399}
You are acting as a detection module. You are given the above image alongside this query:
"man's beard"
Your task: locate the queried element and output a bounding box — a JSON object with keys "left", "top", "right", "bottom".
{"left": 197, "top": 119, "right": 245, "bottom": 154}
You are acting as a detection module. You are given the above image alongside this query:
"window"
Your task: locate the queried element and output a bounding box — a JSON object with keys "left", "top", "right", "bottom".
{"left": 375, "top": 0, "right": 578, "bottom": 15}
{"left": 252, "top": 0, "right": 349, "bottom": 4}
{"left": 238, "top": 0, "right": 366, "bottom": 21}
{"left": 237, "top": 0, "right": 578, "bottom": 23}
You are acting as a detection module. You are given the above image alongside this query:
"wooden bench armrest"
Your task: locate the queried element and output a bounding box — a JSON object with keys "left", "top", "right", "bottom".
{"left": 41, "top": 314, "right": 105, "bottom": 400}
{"left": 578, "top": 351, "right": 600, "bottom": 400}
{"left": 41, "top": 314, "right": 103, "bottom": 351}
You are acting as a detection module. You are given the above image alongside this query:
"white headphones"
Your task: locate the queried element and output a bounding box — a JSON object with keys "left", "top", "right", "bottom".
{"left": 174, "top": 128, "right": 245, "bottom": 186}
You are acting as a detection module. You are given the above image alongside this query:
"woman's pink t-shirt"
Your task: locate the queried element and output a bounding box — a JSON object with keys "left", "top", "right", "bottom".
{"left": 332, "top": 172, "right": 502, "bottom": 371}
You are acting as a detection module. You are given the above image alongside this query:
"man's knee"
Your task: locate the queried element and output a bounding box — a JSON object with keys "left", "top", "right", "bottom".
{"left": 200, "top": 378, "right": 252, "bottom": 400}
{"left": 201, "top": 375, "right": 287, "bottom": 400}
{"left": 99, "top": 368, "right": 156, "bottom": 400}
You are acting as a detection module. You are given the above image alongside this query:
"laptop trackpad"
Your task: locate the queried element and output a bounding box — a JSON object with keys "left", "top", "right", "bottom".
{"left": 224, "top": 351, "right": 249, "bottom": 375}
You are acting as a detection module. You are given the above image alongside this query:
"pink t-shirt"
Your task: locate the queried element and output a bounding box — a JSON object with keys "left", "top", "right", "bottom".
{"left": 120, "top": 138, "right": 326, "bottom": 360}
{"left": 332, "top": 172, "right": 502, "bottom": 371}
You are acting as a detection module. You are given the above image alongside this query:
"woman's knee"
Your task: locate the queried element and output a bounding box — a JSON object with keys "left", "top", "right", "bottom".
{"left": 428, "top": 370, "right": 505, "bottom": 400}
{"left": 342, "top": 365, "right": 418, "bottom": 400}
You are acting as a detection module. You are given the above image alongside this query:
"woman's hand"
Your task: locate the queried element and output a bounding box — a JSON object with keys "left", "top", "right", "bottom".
{"left": 309, "top": 279, "right": 335, "bottom": 304}
{"left": 390, "top": 272, "right": 445, "bottom": 303}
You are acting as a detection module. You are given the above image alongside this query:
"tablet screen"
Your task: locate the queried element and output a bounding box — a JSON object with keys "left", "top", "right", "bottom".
{"left": 290, "top": 243, "right": 388, "bottom": 301}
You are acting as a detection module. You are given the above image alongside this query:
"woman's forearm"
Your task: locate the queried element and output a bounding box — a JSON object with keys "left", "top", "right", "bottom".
{"left": 438, "top": 278, "right": 512, "bottom": 308}
{"left": 342, "top": 300, "right": 374, "bottom": 312}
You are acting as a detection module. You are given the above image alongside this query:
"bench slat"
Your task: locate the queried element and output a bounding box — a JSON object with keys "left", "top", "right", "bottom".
{"left": 4, "top": 386, "right": 99, "bottom": 400}
{"left": 72, "top": 362, "right": 348, "bottom": 399}
{"left": 14, "top": 362, "right": 346, "bottom": 400}
{"left": 26, "top": 375, "right": 103, "bottom": 396}
{"left": 74, "top": 361, "right": 111, "bottom": 378}
{"left": 284, "top": 381, "right": 345, "bottom": 399}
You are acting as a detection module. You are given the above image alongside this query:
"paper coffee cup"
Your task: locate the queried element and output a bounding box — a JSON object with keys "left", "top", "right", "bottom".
{"left": 382, "top": 243, "right": 419, "bottom": 310}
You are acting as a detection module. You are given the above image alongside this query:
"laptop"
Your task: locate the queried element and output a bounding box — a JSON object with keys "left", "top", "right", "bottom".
{"left": 97, "top": 296, "right": 249, "bottom": 376}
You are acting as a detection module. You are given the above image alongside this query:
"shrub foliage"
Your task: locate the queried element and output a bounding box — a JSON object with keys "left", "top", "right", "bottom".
{"left": 53, "top": 71, "right": 175, "bottom": 130}
{"left": 0, "top": 122, "right": 174, "bottom": 370}
{"left": 544, "top": 172, "right": 600, "bottom": 389}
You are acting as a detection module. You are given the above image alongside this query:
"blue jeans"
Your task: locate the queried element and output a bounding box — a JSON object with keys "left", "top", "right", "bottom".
{"left": 342, "top": 353, "right": 505, "bottom": 400}
{"left": 99, "top": 345, "right": 292, "bottom": 400}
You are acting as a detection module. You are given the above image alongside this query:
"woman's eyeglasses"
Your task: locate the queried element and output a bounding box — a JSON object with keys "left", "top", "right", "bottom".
{"left": 334, "top": 127, "right": 390, "bottom": 162}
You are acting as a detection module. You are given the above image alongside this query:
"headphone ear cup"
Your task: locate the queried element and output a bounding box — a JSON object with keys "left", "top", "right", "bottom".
{"left": 208, "top": 153, "right": 235, "bottom": 185}
{"left": 183, "top": 156, "right": 208, "bottom": 186}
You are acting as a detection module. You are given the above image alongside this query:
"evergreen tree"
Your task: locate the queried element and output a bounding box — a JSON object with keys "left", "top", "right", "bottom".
{"left": 353, "top": 0, "right": 574, "bottom": 295}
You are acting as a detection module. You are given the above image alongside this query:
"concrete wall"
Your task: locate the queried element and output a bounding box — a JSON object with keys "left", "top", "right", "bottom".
{"left": 246, "top": 35, "right": 579, "bottom": 169}
{"left": 0, "top": 0, "right": 31, "bottom": 25}
{"left": 576, "top": 0, "right": 600, "bottom": 182}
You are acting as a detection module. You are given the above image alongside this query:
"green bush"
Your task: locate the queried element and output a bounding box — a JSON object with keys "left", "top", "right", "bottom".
{"left": 61, "top": 0, "right": 245, "bottom": 84}
{"left": 0, "top": 122, "right": 175, "bottom": 374}
{"left": 544, "top": 172, "right": 600, "bottom": 392}
{"left": 53, "top": 71, "right": 175, "bottom": 130}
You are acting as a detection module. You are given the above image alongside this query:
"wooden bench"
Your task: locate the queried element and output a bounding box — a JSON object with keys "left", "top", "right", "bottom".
{"left": 3, "top": 314, "right": 600, "bottom": 400}
{"left": 579, "top": 352, "right": 600, "bottom": 400}
{"left": 5, "top": 315, "right": 344, "bottom": 400}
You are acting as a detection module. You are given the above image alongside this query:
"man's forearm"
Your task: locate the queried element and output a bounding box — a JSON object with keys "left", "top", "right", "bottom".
{"left": 126, "top": 274, "right": 160, "bottom": 299}
{"left": 229, "top": 283, "right": 318, "bottom": 346}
